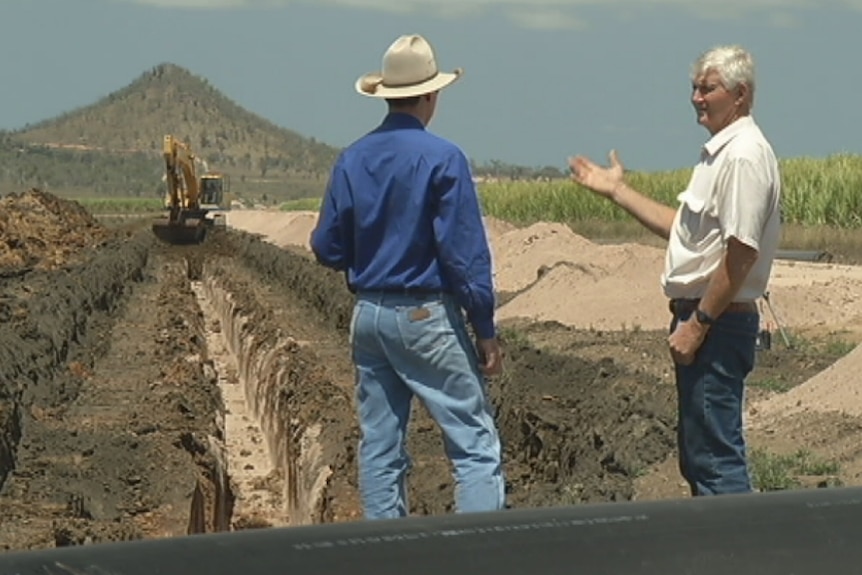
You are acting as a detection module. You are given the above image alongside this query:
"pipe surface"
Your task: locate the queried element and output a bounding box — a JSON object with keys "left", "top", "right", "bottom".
{"left": 775, "top": 249, "right": 832, "bottom": 263}
{"left": 1, "top": 487, "right": 861, "bottom": 575}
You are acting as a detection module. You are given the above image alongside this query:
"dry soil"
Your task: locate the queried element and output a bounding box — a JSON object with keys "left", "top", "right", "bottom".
{"left": 0, "top": 197, "right": 859, "bottom": 553}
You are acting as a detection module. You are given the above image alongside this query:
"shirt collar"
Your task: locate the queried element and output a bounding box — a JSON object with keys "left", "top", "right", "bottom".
{"left": 703, "top": 115, "right": 755, "bottom": 157}
{"left": 379, "top": 112, "right": 426, "bottom": 131}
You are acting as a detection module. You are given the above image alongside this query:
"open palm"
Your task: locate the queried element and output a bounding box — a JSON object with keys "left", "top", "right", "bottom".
{"left": 568, "top": 150, "right": 625, "bottom": 198}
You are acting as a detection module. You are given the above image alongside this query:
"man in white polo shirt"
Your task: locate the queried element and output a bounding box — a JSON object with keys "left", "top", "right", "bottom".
{"left": 568, "top": 45, "right": 781, "bottom": 496}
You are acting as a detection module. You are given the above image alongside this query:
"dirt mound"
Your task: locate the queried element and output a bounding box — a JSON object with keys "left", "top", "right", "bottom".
{"left": 226, "top": 211, "right": 318, "bottom": 251}
{"left": 493, "top": 331, "right": 677, "bottom": 505}
{"left": 227, "top": 211, "right": 523, "bottom": 265}
{"left": 483, "top": 216, "right": 518, "bottom": 244}
{"left": 226, "top": 212, "right": 862, "bottom": 333}
{"left": 490, "top": 223, "right": 862, "bottom": 334}
{"left": 0, "top": 188, "right": 110, "bottom": 276}
{"left": 494, "top": 233, "right": 667, "bottom": 330}
{"left": 490, "top": 222, "right": 599, "bottom": 293}
{"left": 750, "top": 342, "right": 862, "bottom": 426}
{"left": 758, "top": 267, "right": 862, "bottom": 330}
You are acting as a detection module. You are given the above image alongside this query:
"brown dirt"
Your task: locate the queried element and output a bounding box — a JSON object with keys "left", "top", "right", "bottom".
{"left": 0, "top": 188, "right": 112, "bottom": 277}
{"left": 1, "top": 199, "right": 860, "bottom": 555}
{"left": 0, "top": 212, "right": 230, "bottom": 549}
{"left": 224, "top": 210, "right": 862, "bottom": 502}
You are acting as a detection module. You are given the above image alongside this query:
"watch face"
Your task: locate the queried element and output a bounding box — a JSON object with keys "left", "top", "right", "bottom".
{"left": 696, "top": 309, "right": 714, "bottom": 324}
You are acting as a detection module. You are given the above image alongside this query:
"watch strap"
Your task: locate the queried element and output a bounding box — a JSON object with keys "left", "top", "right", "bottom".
{"left": 695, "top": 308, "right": 716, "bottom": 325}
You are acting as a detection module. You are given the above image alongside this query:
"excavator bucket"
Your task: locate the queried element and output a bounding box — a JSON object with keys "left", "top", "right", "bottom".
{"left": 151, "top": 215, "right": 207, "bottom": 245}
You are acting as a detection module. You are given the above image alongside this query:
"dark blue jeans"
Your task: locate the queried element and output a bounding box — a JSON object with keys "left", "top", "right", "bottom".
{"left": 672, "top": 308, "right": 758, "bottom": 496}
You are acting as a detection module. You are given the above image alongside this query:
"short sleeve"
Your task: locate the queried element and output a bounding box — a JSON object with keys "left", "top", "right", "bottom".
{"left": 714, "top": 156, "right": 776, "bottom": 251}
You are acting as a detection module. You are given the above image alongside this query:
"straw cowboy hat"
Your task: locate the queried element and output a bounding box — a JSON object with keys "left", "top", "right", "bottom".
{"left": 355, "top": 34, "right": 463, "bottom": 98}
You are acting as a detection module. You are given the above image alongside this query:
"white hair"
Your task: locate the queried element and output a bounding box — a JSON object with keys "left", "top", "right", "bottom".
{"left": 691, "top": 45, "right": 756, "bottom": 99}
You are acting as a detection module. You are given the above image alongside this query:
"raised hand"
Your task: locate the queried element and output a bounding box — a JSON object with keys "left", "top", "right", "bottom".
{"left": 568, "top": 149, "right": 626, "bottom": 199}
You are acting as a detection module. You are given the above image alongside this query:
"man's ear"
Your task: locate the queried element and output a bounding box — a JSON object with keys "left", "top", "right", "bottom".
{"left": 736, "top": 83, "right": 750, "bottom": 105}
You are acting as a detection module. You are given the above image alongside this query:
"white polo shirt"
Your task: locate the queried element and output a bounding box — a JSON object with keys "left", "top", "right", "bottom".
{"left": 661, "top": 115, "right": 781, "bottom": 302}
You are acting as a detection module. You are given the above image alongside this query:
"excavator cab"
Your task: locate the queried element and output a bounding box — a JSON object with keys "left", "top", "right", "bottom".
{"left": 200, "top": 174, "right": 229, "bottom": 229}
{"left": 200, "top": 174, "right": 227, "bottom": 206}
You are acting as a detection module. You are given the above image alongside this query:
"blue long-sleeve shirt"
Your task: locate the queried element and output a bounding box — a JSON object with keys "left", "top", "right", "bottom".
{"left": 309, "top": 112, "right": 496, "bottom": 339}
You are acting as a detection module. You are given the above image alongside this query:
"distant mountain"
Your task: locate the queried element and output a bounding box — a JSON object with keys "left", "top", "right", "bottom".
{"left": 1, "top": 63, "right": 560, "bottom": 201}
{"left": 13, "top": 63, "right": 340, "bottom": 180}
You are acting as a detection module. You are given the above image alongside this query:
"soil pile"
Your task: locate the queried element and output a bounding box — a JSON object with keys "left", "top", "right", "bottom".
{"left": 226, "top": 210, "right": 318, "bottom": 251}
{"left": 750, "top": 342, "right": 862, "bottom": 424}
{"left": 0, "top": 188, "right": 111, "bottom": 276}
{"left": 490, "top": 222, "right": 600, "bottom": 293}
{"left": 225, "top": 210, "right": 862, "bottom": 334}
{"left": 225, "top": 211, "right": 522, "bottom": 259}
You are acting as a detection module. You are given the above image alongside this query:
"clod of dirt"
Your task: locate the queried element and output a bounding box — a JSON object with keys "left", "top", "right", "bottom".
{"left": 52, "top": 517, "right": 143, "bottom": 547}
{"left": 491, "top": 335, "right": 677, "bottom": 505}
{"left": 232, "top": 514, "right": 273, "bottom": 530}
{"left": 0, "top": 188, "right": 111, "bottom": 277}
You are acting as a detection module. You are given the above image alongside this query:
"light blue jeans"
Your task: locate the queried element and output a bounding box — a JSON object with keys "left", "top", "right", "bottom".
{"left": 350, "top": 291, "right": 505, "bottom": 519}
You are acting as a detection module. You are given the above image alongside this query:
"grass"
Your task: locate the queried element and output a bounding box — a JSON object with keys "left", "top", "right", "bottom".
{"left": 749, "top": 448, "right": 842, "bottom": 491}
{"left": 280, "top": 197, "right": 325, "bottom": 212}
{"left": 748, "top": 377, "right": 795, "bottom": 393}
{"left": 74, "top": 197, "right": 164, "bottom": 214}
{"left": 783, "top": 332, "right": 858, "bottom": 355}
{"left": 276, "top": 153, "right": 862, "bottom": 263}
{"left": 825, "top": 339, "right": 858, "bottom": 356}
{"left": 278, "top": 152, "right": 862, "bottom": 226}
{"left": 479, "top": 153, "right": 862, "bottom": 229}
{"left": 239, "top": 175, "right": 327, "bottom": 205}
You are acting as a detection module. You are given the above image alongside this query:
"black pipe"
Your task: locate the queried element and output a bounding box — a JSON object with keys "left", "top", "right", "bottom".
{"left": 2, "top": 487, "right": 861, "bottom": 575}
{"left": 589, "top": 244, "right": 832, "bottom": 263}
{"left": 775, "top": 249, "right": 833, "bottom": 263}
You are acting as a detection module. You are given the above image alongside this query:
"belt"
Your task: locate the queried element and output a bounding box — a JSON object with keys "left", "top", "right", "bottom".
{"left": 356, "top": 289, "right": 449, "bottom": 301}
{"left": 669, "top": 298, "right": 757, "bottom": 316}
{"left": 359, "top": 288, "right": 447, "bottom": 296}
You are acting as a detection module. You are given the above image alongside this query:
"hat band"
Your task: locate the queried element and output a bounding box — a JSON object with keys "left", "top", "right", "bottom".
{"left": 381, "top": 69, "right": 439, "bottom": 88}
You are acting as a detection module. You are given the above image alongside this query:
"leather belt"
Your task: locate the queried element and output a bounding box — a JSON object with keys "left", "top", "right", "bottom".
{"left": 356, "top": 289, "right": 449, "bottom": 301}
{"left": 669, "top": 298, "right": 757, "bottom": 316}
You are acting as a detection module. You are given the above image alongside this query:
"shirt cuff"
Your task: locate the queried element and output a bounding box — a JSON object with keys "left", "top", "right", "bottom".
{"left": 472, "top": 316, "right": 496, "bottom": 340}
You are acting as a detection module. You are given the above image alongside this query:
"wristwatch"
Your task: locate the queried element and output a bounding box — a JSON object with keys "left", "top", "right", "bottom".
{"left": 695, "top": 308, "right": 715, "bottom": 325}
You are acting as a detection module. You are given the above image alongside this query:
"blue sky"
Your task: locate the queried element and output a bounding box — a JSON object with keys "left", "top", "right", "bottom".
{"left": 0, "top": 0, "right": 860, "bottom": 171}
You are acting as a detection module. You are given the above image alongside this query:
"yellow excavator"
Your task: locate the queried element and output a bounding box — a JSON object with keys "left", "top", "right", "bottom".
{"left": 152, "top": 134, "right": 230, "bottom": 244}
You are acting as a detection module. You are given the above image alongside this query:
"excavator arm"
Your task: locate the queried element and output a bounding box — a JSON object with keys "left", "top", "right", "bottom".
{"left": 152, "top": 135, "right": 212, "bottom": 244}
{"left": 163, "top": 134, "right": 201, "bottom": 214}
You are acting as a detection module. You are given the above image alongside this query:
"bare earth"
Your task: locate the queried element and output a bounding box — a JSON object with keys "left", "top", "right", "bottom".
{"left": 228, "top": 209, "right": 862, "bottom": 500}
{"left": 229, "top": 210, "right": 862, "bottom": 334}
{"left": 1, "top": 196, "right": 859, "bottom": 554}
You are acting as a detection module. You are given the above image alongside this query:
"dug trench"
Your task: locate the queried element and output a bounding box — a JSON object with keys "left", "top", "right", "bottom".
{"left": 0, "top": 195, "right": 686, "bottom": 550}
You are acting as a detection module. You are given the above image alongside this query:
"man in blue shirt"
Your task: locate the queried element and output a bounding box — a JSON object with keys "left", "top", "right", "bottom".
{"left": 310, "top": 34, "right": 505, "bottom": 519}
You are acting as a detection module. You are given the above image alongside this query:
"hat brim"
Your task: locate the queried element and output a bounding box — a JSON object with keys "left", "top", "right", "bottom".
{"left": 355, "top": 69, "right": 463, "bottom": 98}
